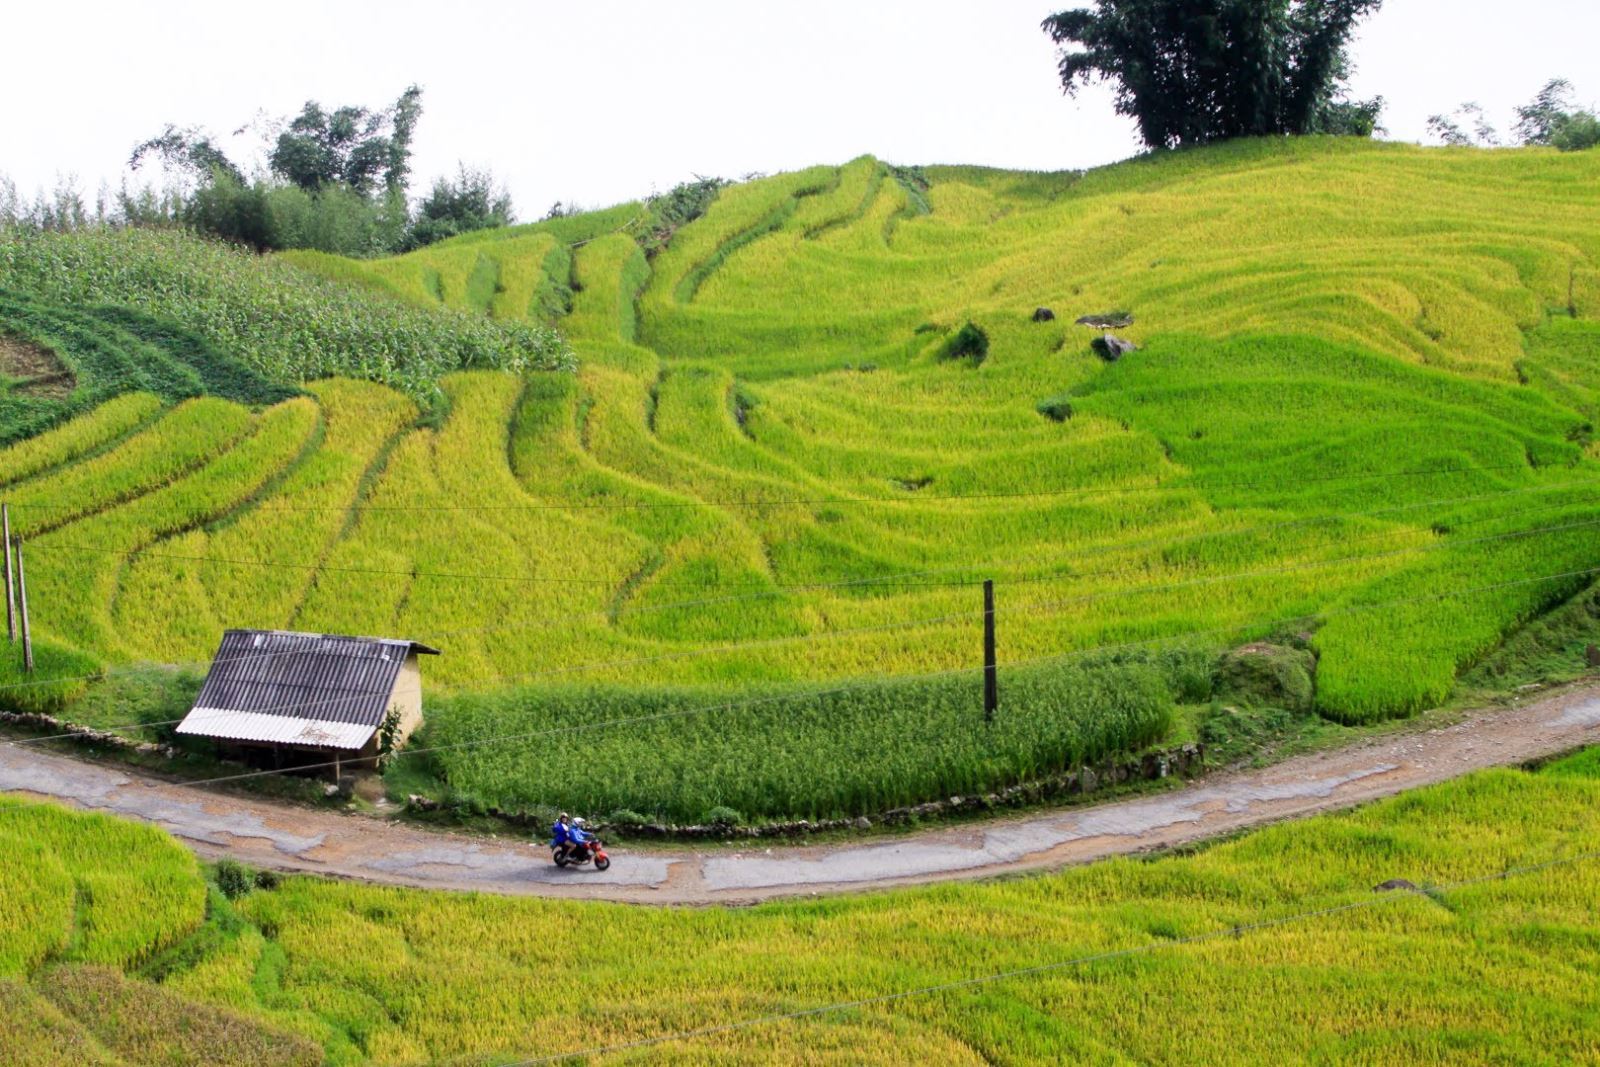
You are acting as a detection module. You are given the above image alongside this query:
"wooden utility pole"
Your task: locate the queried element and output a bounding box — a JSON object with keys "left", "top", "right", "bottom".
{"left": 2, "top": 503, "right": 13, "bottom": 643}
{"left": 16, "top": 535, "right": 33, "bottom": 673}
{"left": 983, "top": 578, "right": 997, "bottom": 723}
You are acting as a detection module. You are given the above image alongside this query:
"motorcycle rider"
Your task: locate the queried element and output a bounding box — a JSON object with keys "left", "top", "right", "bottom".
{"left": 550, "top": 812, "right": 574, "bottom": 862}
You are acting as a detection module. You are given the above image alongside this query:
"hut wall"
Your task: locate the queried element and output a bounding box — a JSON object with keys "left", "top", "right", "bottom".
{"left": 390, "top": 653, "right": 426, "bottom": 746}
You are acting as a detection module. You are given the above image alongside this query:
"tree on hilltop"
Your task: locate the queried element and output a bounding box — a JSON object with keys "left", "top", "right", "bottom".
{"left": 269, "top": 86, "right": 423, "bottom": 196}
{"left": 1042, "top": 0, "right": 1385, "bottom": 150}
{"left": 403, "top": 165, "right": 516, "bottom": 250}
{"left": 1428, "top": 79, "right": 1600, "bottom": 152}
{"left": 127, "top": 86, "right": 521, "bottom": 255}
{"left": 1512, "top": 79, "right": 1600, "bottom": 152}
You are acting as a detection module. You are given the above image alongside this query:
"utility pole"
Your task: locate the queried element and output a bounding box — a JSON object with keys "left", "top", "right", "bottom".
{"left": 2, "top": 503, "right": 13, "bottom": 643}
{"left": 16, "top": 535, "right": 32, "bottom": 673}
{"left": 983, "top": 578, "right": 997, "bottom": 723}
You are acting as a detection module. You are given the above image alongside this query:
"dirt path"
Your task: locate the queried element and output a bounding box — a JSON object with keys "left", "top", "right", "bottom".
{"left": 4, "top": 686, "right": 1598, "bottom": 905}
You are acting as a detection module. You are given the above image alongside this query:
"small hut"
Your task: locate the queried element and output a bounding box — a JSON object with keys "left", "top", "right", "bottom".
{"left": 176, "top": 629, "right": 440, "bottom": 774}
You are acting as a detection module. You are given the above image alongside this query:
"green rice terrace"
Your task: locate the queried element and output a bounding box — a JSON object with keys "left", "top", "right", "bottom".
{"left": 3, "top": 138, "right": 1600, "bottom": 824}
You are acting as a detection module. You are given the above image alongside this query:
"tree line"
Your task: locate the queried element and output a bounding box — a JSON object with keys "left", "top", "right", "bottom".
{"left": 128, "top": 85, "right": 515, "bottom": 255}
{"left": 1428, "top": 79, "right": 1600, "bottom": 152}
{"left": 1, "top": 86, "right": 518, "bottom": 258}
{"left": 6, "top": 3, "right": 1595, "bottom": 260}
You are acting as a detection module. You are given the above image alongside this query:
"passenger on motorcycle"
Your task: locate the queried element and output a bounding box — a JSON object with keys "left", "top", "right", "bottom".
{"left": 568, "top": 817, "right": 593, "bottom": 859}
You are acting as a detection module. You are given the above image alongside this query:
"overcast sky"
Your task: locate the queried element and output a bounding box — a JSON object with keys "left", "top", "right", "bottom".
{"left": 3, "top": 0, "right": 1596, "bottom": 219}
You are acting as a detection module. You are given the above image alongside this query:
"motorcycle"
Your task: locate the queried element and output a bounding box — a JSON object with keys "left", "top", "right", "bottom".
{"left": 551, "top": 836, "right": 610, "bottom": 871}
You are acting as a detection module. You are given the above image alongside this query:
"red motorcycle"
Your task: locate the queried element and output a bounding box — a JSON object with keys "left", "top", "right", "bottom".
{"left": 553, "top": 836, "right": 610, "bottom": 871}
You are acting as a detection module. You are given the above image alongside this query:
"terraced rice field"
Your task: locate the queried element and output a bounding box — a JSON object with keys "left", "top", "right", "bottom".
{"left": 3, "top": 138, "right": 1600, "bottom": 819}
{"left": 3, "top": 750, "right": 1598, "bottom": 1064}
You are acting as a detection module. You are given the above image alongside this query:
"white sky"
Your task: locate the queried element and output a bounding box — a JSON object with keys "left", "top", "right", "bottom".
{"left": 2, "top": 0, "right": 1596, "bottom": 219}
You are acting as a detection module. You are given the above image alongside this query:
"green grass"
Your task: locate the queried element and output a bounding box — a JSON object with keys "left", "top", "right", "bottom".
{"left": 420, "top": 654, "right": 1177, "bottom": 823}
{"left": 3, "top": 751, "right": 1600, "bottom": 1063}
{"left": 0, "top": 140, "right": 1599, "bottom": 818}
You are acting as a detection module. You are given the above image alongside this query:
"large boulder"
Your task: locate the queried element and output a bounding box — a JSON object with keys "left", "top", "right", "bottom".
{"left": 1092, "top": 334, "right": 1139, "bottom": 362}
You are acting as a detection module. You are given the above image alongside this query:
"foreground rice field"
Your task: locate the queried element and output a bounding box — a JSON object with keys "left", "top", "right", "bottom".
{"left": 3, "top": 749, "right": 1597, "bottom": 1064}
{"left": 2, "top": 138, "right": 1600, "bottom": 819}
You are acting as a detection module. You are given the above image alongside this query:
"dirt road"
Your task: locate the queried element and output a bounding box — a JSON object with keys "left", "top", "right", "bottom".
{"left": 3, "top": 686, "right": 1598, "bottom": 905}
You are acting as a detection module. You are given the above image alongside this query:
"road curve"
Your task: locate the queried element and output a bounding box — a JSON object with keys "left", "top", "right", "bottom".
{"left": 3, "top": 685, "right": 1598, "bottom": 905}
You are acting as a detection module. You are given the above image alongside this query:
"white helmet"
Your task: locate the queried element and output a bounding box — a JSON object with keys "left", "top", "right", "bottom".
{"left": 573, "top": 817, "right": 587, "bottom": 828}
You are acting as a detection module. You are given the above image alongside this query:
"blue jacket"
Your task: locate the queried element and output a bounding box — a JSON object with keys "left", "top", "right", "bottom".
{"left": 551, "top": 821, "right": 572, "bottom": 846}
{"left": 570, "top": 825, "right": 592, "bottom": 845}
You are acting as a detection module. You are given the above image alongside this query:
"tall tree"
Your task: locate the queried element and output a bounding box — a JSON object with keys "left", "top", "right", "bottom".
{"left": 268, "top": 85, "right": 423, "bottom": 195}
{"left": 1042, "top": 0, "right": 1383, "bottom": 150}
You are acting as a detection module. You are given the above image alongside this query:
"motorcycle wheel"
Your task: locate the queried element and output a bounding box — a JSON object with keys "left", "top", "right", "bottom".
{"left": 553, "top": 851, "right": 569, "bottom": 868}
{"left": 594, "top": 856, "right": 611, "bottom": 871}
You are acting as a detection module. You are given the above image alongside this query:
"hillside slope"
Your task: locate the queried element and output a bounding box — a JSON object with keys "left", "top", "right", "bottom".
{"left": 3, "top": 139, "right": 1600, "bottom": 819}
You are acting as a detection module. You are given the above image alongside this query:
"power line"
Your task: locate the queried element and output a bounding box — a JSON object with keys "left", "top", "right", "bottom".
{"left": 21, "top": 563, "right": 1596, "bottom": 791}
{"left": 11, "top": 508, "right": 1598, "bottom": 747}
{"left": 27, "top": 541, "right": 964, "bottom": 591}
{"left": 5, "top": 459, "right": 1560, "bottom": 515}
{"left": 24, "top": 480, "right": 1587, "bottom": 671}
{"left": 404, "top": 513, "right": 1600, "bottom": 686}
{"left": 3, "top": 778, "right": 1593, "bottom": 1062}
{"left": 10, "top": 490, "right": 1589, "bottom": 711}
{"left": 26, "top": 479, "right": 1595, "bottom": 595}
{"left": 501, "top": 846, "right": 1600, "bottom": 1065}
{"left": 1013, "top": 514, "right": 1600, "bottom": 618}
{"left": 8, "top": 515, "right": 1599, "bottom": 746}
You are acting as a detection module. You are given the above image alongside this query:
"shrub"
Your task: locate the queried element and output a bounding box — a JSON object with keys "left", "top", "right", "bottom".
{"left": 635, "top": 177, "right": 729, "bottom": 256}
{"left": 606, "top": 809, "right": 650, "bottom": 828}
{"left": 213, "top": 861, "right": 250, "bottom": 901}
{"left": 1214, "top": 643, "right": 1316, "bottom": 713}
{"left": 1036, "top": 395, "right": 1074, "bottom": 421}
{"left": 703, "top": 806, "right": 744, "bottom": 829}
{"left": 940, "top": 321, "right": 989, "bottom": 364}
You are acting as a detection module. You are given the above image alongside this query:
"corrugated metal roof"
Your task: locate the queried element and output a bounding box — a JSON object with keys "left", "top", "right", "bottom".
{"left": 176, "top": 629, "right": 439, "bottom": 750}
{"left": 178, "top": 708, "right": 379, "bottom": 749}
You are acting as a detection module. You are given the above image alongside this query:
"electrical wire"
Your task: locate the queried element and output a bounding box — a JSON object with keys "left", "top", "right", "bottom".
{"left": 7, "top": 513, "right": 1598, "bottom": 745}
{"left": 3, "top": 459, "right": 1554, "bottom": 515}
{"left": 15, "top": 563, "right": 1594, "bottom": 791}
{"left": 26, "top": 478, "right": 1595, "bottom": 595}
